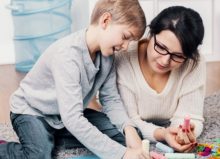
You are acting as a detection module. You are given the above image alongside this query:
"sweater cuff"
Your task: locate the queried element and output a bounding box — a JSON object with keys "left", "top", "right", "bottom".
{"left": 143, "top": 125, "right": 162, "bottom": 142}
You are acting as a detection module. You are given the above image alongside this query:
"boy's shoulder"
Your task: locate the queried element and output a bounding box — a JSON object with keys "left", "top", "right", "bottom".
{"left": 50, "top": 29, "right": 87, "bottom": 56}
{"left": 38, "top": 29, "right": 88, "bottom": 70}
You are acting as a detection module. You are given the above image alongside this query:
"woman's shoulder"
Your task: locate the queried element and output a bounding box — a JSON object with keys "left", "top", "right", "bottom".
{"left": 175, "top": 54, "right": 206, "bottom": 94}
{"left": 178, "top": 54, "right": 206, "bottom": 76}
{"left": 115, "top": 41, "right": 138, "bottom": 67}
{"left": 115, "top": 42, "right": 139, "bottom": 87}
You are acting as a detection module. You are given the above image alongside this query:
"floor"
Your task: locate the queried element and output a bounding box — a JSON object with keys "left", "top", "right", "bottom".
{"left": 1, "top": 62, "right": 220, "bottom": 124}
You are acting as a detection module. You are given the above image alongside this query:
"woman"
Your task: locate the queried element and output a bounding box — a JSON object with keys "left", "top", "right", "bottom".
{"left": 114, "top": 6, "right": 205, "bottom": 152}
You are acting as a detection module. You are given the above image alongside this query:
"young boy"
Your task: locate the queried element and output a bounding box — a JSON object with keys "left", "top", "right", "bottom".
{"left": 0, "top": 0, "right": 148, "bottom": 158}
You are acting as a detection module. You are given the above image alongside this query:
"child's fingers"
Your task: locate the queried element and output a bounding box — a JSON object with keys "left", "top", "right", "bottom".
{"left": 140, "top": 150, "right": 150, "bottom": 159}
{"left": 142, "top": 152, "right": 150, "bottom": 159}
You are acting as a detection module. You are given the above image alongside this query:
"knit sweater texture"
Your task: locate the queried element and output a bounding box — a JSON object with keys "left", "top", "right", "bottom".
{"left": 115, "top": 42, "right": 206, "bottom": 142}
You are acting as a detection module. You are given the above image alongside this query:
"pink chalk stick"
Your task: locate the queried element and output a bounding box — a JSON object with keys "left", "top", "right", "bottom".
{"left": 150, "top": 151, "right": 167, "bottom": 159}
{"left": 183, "top": 115, "right": 190, "bottom": 130}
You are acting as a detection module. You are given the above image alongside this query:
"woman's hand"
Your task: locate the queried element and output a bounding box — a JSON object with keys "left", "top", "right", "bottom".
{"left": 164, "top": 127, "right": 194, "bottom": 152}
{"left": 175, "top": 123, "right": 197, "bottom": 152}
{"left": 176, "top": 123, "right": 196, "bottom": 145}
{"left": 154, "top": 127, "right": 194, "bottom": 152}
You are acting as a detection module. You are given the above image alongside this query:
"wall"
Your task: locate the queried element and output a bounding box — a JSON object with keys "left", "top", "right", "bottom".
{"left": 71, "top": 0, "right": 89, "bottom": 32}
{"left": 213, "top": 0, "right": 220, "bottom": 60}
{"left": 1, "top": 0, "right": 220, "bottom": 65}
{"left": 0, "top": 0, "right": 90, "bottom": 65}
{"left": 0, "top": 0, "right": 15, "bottom": 64}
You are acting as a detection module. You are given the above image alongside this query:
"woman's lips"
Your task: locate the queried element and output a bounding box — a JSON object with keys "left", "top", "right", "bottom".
{"left": 156, "top": 63, "right": 168, "bottom": 70}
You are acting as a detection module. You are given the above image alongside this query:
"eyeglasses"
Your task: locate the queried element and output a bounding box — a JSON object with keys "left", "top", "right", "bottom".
{"left": 153, "top": 35, "right": 187, "bottom": 63}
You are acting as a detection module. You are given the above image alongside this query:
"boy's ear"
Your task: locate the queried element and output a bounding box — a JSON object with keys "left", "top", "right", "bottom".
{"left": 99, "top": 12, "right": 112, "bottom": 29}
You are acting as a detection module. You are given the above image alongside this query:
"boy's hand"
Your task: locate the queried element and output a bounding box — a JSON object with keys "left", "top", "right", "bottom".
{"left": 123, "top": 126, "right": 150, "bottom": 159}
{"left": 124, "top": 126, "right": 142, "bottom": 148}
{"left": 123, "top": 148, "right": 150, "bottom": 159}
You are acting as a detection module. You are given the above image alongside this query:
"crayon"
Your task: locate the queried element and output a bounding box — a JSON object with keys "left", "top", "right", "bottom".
{"left": 183, "top": 115, "right": 190, "bottom": 130}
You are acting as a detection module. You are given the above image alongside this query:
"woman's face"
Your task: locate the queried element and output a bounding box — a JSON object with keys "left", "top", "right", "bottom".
{"left": 146, "top": 30, "right": 186, "bottom": 74}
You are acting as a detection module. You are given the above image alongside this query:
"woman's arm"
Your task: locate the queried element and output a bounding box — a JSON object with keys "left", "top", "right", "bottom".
{"left": 118, "top": 83, "right": 163, "bottom": 142}
{"left": 170, "top": 57, "right": 206, "bottom": 138}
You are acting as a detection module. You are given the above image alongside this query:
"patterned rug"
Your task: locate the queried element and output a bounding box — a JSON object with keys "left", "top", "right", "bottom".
{"left": 0, "top": 91, "right": 220, "bottom": 158}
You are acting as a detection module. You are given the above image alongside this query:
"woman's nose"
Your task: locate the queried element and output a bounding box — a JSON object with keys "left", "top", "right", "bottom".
{"left": 160, "top": 54, "right": 171, "bottom": 66}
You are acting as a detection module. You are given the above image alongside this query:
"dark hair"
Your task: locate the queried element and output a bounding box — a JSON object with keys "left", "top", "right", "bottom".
{"left": 149, "top": 6, "right": 204, "bottom": 68}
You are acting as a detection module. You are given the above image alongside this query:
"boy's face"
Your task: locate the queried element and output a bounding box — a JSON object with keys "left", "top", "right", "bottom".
{"left": 97, "top": 12, "right": 139, "bottom": 56}
{"left": 99, "top": 24, "right": 138, "bottom": 56}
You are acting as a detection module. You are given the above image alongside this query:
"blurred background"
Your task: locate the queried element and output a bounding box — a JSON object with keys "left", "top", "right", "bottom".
{"left": 1, "top": 0, "right": 220, "bottom": 123}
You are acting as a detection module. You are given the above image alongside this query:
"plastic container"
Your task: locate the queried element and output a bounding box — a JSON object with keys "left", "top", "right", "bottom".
{"left": 7, "top": 0, "right": 72, "bottom": 72}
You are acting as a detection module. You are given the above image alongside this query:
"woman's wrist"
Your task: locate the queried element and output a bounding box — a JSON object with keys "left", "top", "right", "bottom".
{"left": 154, "top": 127, "right": 166, "bottom": 141}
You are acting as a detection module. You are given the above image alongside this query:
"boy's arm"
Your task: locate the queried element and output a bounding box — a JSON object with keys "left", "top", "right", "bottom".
{"left": 124, "top": 126, "right": 142, "bottom": 148}
{"left": 51, "top": 53, "right": 126, "bottom": 159}
{"left": 99, "top": 60, "right": 136, "bottom": 133}
{"left": 99, "top": 59, "right": 144, "bottom": 150}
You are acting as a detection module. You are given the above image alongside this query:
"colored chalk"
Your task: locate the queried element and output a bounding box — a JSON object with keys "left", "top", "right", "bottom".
{"left": 213, "top": 138, "right": 220, "bottom": 144}
{"left": 150, "top": 151, "right": 167, "bottom": 159}
{"left": 156, "top": 142, "right": 174, "bottom": 153}
{"left": 183, "top": 115, "right": 190, "bottom": 130}
{"left": 165, "top": 153, "right": 195, "bottom": 159}
{"left": 142, "top": 139, "right": 150, "bottom": 153}
{"left": 196, "top": 143, "right": 220, "bottom": 157}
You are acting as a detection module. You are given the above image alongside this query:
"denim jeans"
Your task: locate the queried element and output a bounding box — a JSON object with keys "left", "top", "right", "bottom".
{"left": 0, "top": 109, "right": 125, "bottom": 159}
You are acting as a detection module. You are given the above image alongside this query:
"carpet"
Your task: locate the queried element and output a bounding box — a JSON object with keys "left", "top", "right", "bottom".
{"left": 68, "top": 155, "right": 99, "bottom": 159}
{"left": 0, "top": 91, "right": 220, "bottom": 159}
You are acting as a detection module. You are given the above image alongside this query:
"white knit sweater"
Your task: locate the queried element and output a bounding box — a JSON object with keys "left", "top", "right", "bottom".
{"left": 115, "top": 42, "right": 206, "bottom": 142}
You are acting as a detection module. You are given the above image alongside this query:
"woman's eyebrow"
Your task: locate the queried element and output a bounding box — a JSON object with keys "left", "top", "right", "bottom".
{"left": 157, "top": 40, "right": 184, "bottom": 54}
{"left": 156, "top": 40, "right": 169, "bottom": 50}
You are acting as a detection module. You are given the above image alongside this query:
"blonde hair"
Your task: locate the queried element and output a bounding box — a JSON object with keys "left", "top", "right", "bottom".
{"left": 90, "top": 0, "right": 146, "bottom": 39}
